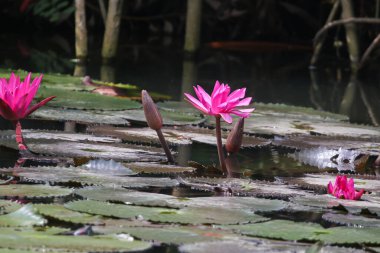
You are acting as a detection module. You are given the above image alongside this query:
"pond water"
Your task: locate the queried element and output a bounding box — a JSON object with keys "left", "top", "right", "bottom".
{"left": 0, "top": 35, "right": 379, "bottom": 252}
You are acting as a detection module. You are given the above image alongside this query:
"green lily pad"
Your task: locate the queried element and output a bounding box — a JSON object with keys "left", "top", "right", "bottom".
{"left": 0, "top": 200, "right": 22, "bottom": 215}
{"left": 115, "top": 109, "right": 205, "bottom": 126}
{"left": 10, "top": 166, "right": 179, "bottom": 188}
{"left": 0, "top": 184, "right": 72, "bottom": 199}
{"left": 291, "top": 194, "right": 380, "bottom": 216}
{"left": 0, "top": 227, "right": 152, "bottom": 252}
{"left": 38, "top": 87, "right": 141, "bottom": 110}
{"left": 30, "top": 107, "right": 130, "bottom": 125}
{"left": 273, "top": 135, "right": 380, "bottom": 156}
{"left": 0, "top": 205, "right": 46, "bottom": 227}
{"left": 65, "top": 200, "right": 268, "bottom": 225}
{"left": 34, "top": 204, "right": 104, "bottom": 225}
{"left": 322, "top": 212, "right": 380, "bottom": 227}
{"left": 126, "top": 162, "right": 196, "bottom": 174}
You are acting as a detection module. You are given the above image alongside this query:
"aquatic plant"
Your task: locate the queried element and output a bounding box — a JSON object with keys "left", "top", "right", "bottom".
{"left": 184, "top": 81, "right": 254, "bottom": 170}
{"left": 327, "top": 175, "right": 364, "bottom": 200}
{"left": 141, "top": 90, "right": 174, "bottom": 163}
{"left": 226, "top": 118, "right": 245, "bottom": 155}
{"left": 0, "top": 73, "right": 55, "bottom": 153}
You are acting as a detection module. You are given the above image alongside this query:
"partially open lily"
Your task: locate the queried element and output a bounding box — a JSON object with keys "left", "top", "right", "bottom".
{"left": 185, "top": 81, "right": 254, "bottom": 171}
{"left": 0, "top": 73, "right": 55, "bottom": 153}
{"left": 327, "top": 175, "right": 364, "bottom": 200}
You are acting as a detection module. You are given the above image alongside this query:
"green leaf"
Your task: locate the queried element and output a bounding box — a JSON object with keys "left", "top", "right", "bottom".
{"left": 0, "top": 184, "right": 72, "bottom": 199}
{"left": 0, "top": 205, "right": 46, "bottom": 227}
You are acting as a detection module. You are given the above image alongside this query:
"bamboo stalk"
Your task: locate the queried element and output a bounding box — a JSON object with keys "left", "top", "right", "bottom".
{"left": 340, "top": 0, "right": 360, "bottom": 72}
{"left": 102, "top": 0, "right": 124, "bottom": 62}
{"left": 75, "top": 0, "right": 88, "bottom": 60}
{"left": 184, "top": 0, "right": 202, "bottom": 54}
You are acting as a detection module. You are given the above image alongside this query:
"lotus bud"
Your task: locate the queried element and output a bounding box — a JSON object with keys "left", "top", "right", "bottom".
{"left": 375, "top": 155, "right": 380, "bottom": 167}
{"left": 226, "top": 118, "right": 244, "bottom": 154}
{"left": 141, "top": 90, "right": 163, "bottom": 130}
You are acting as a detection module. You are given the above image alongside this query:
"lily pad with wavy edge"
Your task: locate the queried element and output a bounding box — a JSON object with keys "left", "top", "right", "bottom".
{"left": 273, "top": 135, "right": 380, "bottom": 156}
{"left": 0, "top": 227, "right": 152, "bottom": 252}
{"left": 6, "top": 166, "right": 179, "bottom": 188}
{"left": 0, "top": 200, "right": 22, "bottom": 215}
{"left": 0, "top": 184, "right": 72, "bottom": 199}
{"left": 37, "top": 87, "right": 141, "bottom": 110}
{"left": 290, "top": 194, "right": 380, "bottom": 216}
{"left": 205, "top": 105, "right": 380, "bottom": 138}
{"left": 224, "top": 219, "right": 380, "bottom": 244}
{"left": 65, "top": 200, "right": 269, "bottom": 225}
{"left": 322, "top": 212, "right": 380, "bottom": 227}
{"left": 182, "top": 177, "right": 314, "bottom": 199}
{"left": 113, "top": 109, "right": 205, "bottom": 126}
{"left": 30, "top": 107, "right": 130, "bottom": 125}
{"left": 126, "top": 162, "right": 196, "bottom": 174}
{"left": 87, "top": 125, "right": 271, "bottom": 147}
{"left": 285, "top": 173, "right": 380, "bottom": 193}
{"left": 94, "top": 225, "right": 244, "bottom": 244}
{"left": 74, "top": 186, "right": 288, "bottom": 212}
{"left": 0, "top": 205, "right": 46, "bottom": 227}
{"left": 26, "top": 142, "right": 166, "bottom": 162}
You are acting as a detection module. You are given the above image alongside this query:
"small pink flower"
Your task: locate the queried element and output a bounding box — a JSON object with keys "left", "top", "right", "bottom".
{"left": 327, "top": 175, "right": 364, "bottom": 200}
{"left": 184, "top": 80, "right": 255, "bottom": 123}
{"left": 0, "top": 73, "right": 55, "bottom": 121}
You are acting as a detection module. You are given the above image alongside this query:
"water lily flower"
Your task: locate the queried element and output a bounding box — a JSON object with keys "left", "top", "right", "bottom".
{"left": 327, "top": 175, "right": 364, "bottom": 200}
{"left": 184, "top": 80, "right": 254, "bottom": 124}
{"left": 184, "top": 81, "right": 254, "bottom": 171}
{"left": 0, "top": 73, "right": 55, "bottom": 152}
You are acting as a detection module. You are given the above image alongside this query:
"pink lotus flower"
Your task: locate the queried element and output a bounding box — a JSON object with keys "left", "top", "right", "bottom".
{"left": 0, "top": 73, "right": 55, "bottom": 152}
{"left": 0, "top": 73, "right": 55, "bottom": 121}
{"left": 184, "top": 81, "right": 254, "bottom": 124}
{"left": 327, "top": 175, "right": 364, "bottom": 200}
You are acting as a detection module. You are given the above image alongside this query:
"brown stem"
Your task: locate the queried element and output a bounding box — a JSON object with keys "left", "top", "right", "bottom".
{"left": 215, "top": 116, "right": 226, "bottom": 171}
{"left": 359, "top": 33, "right": 380, "bottom": 69}
{"left": 13, "top": 121, "right": 28, "bottom": 152}
{"left": 156, "top": 129, "right": 174, "bottom": 163}
{"left": 314, "top": 18, "right": 380, "bottom": 47}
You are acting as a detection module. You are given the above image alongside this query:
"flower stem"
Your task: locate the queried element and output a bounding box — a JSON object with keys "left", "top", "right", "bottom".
{"left": 156, "top": 128, "right": 174, "bottom": 163}
{"left": 215, "top": 116, "right": 226, "bottom": 171}
{"left": 13, "top": 121, "right": 29, "bottom": 152}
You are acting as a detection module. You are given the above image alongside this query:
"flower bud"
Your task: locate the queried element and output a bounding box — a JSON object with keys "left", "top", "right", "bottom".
{"left": 226, "top": 118, "right": 244, "bottom": 154}
{"left": 375, "top": 155, "right": 380, "bottom": 167}
{"left": 141, "top": 90, "right": 163, "bottom": 130}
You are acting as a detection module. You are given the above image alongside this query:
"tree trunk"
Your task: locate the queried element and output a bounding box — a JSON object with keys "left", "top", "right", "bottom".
{"left": 102, "top": 0, "right": 124, "bottom": 62}
{"left": 340, "top": 0, "right": 360, "bottom": 72}
{"left": 75, "top": 0, "right": 87, "bottom": 60}
{"left": 184, "top": 0, "right": 202, "bottom": 54}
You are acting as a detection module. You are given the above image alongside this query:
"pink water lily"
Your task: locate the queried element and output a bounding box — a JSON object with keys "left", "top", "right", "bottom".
{"left": 327, "top": 175, "right": 364, "bottom": 200}
{"left": 184, "top": 81, "right": 254, "bottom": 124}
{"left": 0, "top": 73, "right": 55, "bottom": 152}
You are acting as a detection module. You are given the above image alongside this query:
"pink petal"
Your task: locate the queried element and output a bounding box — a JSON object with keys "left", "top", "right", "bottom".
{"left": 354, "top": 189, "right": 364, "bottom": 200}
{"left": 227, "top": 88, "right": 246, "bottom": 101}
{"left": 25, "top": 96, "right": 55, "bottom": 117}
{"left": 184, "top": 93, "right": 209, "bottom": 114}
{"left": 220, "top": 113, "right": 233, "bottom": 124}
{"left": 211, "top": 80, "right": 221, "bottom": 98}
{"left": 0, "top": 99, "right": 18, "bottom": 120}
{"left": 196, "top": 85, "right": 212, "bottom": 107}
{"left": 237, "top": 97, "right": 252, "bottom": 106}
{"left": 327, "top": 182, "right": 333, "bottom": 194}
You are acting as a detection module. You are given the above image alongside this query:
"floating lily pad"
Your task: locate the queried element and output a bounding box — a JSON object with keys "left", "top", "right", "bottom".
{"left": 34, "top": 204, "right": 105, "bottom": 225}
{"left": 224, "top": 219, "right": 380, "bottom": 244}
{"left": 0, "top": 205, "right": 46, "bottom": 227}
{"left": 38, "top": 87, "right": 141, "bottom": 110}
{"left": 30, "top": 107, "right": 130, "bottom": 125}
{"left": 10, "top": 166, "right": 179, "bottom": 188}
{"left": 182, "top": 177, "right": 313, "bottom": 199}
{"left": 286, "top": 173, "right": 380, "bottom": 192}
{"left": 273, "top": 135, "right": 380, "bottom": 156}
{"left": 114, "top": 109, "right": 205, "bottom": 126}
{"left": 0, "top": 184, "right": 72, "bottom": 199}
{"left": 87, "top": 126, "right": 271, "bottom": 148}
{"left": 65, "top": 200, "right": 268, "bottom": 225}
{"left": 205, "top": 104, "right": 380, "bottom": 138}
{"left": 26, "top": 142, "right": 166, "bottom": 162}
{"left": 322, "top": 212, "right": 380, "bottom": 227}
{"left": 127, "top": 162, "right": 195, "bottom": 174}
{"left": 0, "top": 200, "right": 22, "bottom": 215}
{"left": 0, "top": 227, "right": 152, "bottom": 252}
